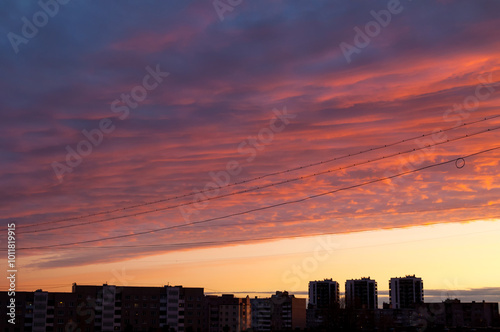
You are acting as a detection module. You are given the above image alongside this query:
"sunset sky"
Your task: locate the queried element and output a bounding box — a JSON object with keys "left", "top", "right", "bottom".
{"left": 1, "top": 1, "right": 500, "bottom": 306}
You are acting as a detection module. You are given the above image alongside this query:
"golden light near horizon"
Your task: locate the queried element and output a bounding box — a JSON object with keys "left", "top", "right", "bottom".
{"left": 13, "top": 218, "right": 500, "bottom": 299}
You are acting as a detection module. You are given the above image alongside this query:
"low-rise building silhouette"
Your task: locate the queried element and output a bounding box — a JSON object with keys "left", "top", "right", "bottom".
{"left": 250, "top": 291, "right": 306, "bottom": 331}
{"left": 0, "top": 283, "right": 252, "bottom": 332}
{"left": 206, "top": 294, "right": 250, "bottom": 332}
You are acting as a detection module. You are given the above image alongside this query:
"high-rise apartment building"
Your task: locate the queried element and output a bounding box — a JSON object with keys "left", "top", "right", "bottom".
{"left": 308, "top": 279, "right": 339, "bottom": 309}
{"left": 389, "top": 275, "right": 423, "bottom": 309}
{"left": 307, "top": 279, "right": 340, "bottom": 328}
{"left": 345, "top": 277, "right": 378, "bottom": 309}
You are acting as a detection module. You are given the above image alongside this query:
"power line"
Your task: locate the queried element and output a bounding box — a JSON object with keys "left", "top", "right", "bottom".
{"left": 17, "top": 114, "right": 500, "bottom": 230}
{"left": 13, "top": 220, "right": 500, "bottom": 292}
{"left": 21, "top": 200, "right": 499, "bottom": 239}
{"left": 18, "top": 125, "right": 500, "bottom": 234}
{"left": 14, "top": 146, "right": 500, "bottom": 250}
{"left": 14, "top": 212, "right": 500, "bottom": 251}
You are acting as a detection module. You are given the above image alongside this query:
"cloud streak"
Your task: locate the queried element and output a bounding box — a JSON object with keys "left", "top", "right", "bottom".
{"left": 1, "top": 0, "right": 500, "bottom": 270}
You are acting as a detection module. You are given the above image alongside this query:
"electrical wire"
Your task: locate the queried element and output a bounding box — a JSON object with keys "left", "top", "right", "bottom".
{"left": 16, "top": 114, "right": 500, "bottom": 230}
{"left": 13, "top": 146, "right": 500, "bottom": 250}
{"left": 18, "top": 125, "right": 500, "bottom": 234}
